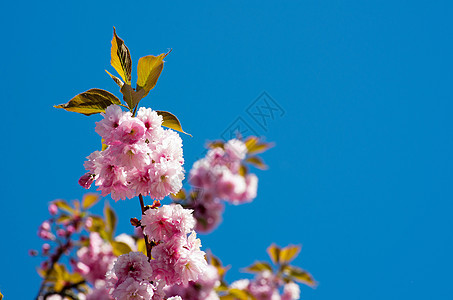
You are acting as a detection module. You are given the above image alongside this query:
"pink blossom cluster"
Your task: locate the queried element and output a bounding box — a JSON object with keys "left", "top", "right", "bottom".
{"left": 80, "top": 105, "right": 184, "bottom": 201}
{"left": 107, "top": 252, "right": 165, "bottom": 300}
{"left": 105, "top": 204, "right": 208, "bottom": 299}
{"left": 230, "top": 271, "right": 301, "bottom": 300}
{"left": 164, "top": 265, "right": 220, "bottom": 300}
{"left": 74, "top": 232, "right": 116, "bottom": 283}
{"left": 141, "top": 204, "right": 208, "bottom": 286}
{"left": 186, "top": 139, "right": 258, "bottom": 232}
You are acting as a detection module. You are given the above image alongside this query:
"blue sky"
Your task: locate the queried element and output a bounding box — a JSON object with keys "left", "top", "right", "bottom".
{"left": 1, "top": 0, "right": 452, "bottom": 299}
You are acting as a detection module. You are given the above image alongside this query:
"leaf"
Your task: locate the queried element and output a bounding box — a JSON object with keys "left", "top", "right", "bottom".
{"left": 55, "top": 88, "right": 121, "bottom": 116}
{"left": 0, "top": 290, "right": 3, "bottom": 300}
{"left": 104, "top": 202, "right": 117, "bottom": 240}
{"left": 110, "top": 27, "right": 132, "bottom": 84}
{"left": 156, "top": 110, "right": 191, "bottom": 136}
{"left": 56, "top": 214, "right": 71, "bottom": 224}
{"left": 245, "top": 136, "right": 274, "bottom": 154}
{"left": 282, "top": 265, "right": 316, "bottom": 287}
{"left": 120, "top": 84, "right": 135, "bottom": 109}
{"left": 238, "top": 164, "right": 248, "bottom": 177}
{"left": 101, "top": 138, "right": 108, "bottom": 151}
{"left": 105, "top": 70, "right": 124, "bottom": 88}
{"left": 137, "top": 238, "right": 147, "bottom": 255}
{"left": 228, "top": 289, "right": 251, "bottom": 300}
{"left": 245, "top": 136, "right": 259, "bottom": 151}
{"left": 135, "top": 51, "right": 170, "bottom": 101}
{"left": 53, "top": 200, "right": 74, "bottom": 214}
{"left": 279, "top": 245, "right": 301, "bottom": 265}
{"left": 267, "top": 244, "right": 280, "bottom": 265}
{"left": 207, "top": 140, "right": 225, "bottom": 149}
{"left": 243, "top": 261, "right": 273, "bottom": 273}
{"left": 87, "top": 216, "right": 105, "bottom": 233}
{"left": 67, "top": 272, "right": 84, "bottom": 284}
{"left": 82, "top": 193, "right": 100, "bottom": 210}
{"left": 111, "top": 241, "right": 133, "bottom": 256}
{"left": 170, "top": 189, "right": 186, "bottom": 201}
{"left": 246, "top": 156, "right": 268, "bottom": 170}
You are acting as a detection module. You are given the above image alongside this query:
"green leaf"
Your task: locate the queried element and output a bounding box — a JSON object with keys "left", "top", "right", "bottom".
{"left": 66, "top": 272, "right": 84, "bottom": 284}
{"left": 156, "top": 110, "right": 191, "bottom": 136}
{"left": 135, "top": 51, "right": 170, "bottom": 102}
{"left": 243, "top": 261, "right": 273, "bottom": 273}
{"left": 170, "top": 189, "right": 186, "bottom": 201}
{"left": 137, "top": 238, "right": 147, "bottom": 256}
{"left": 55, "top": 88, "right": 121, "bottom": 116}
{"left": 228, "top": 289, "right": 251, "bottom": 300}
{"left": 87, "top": 216, "right": 105, "bottom": 233}
{"left": 82, "top": 193, "right": 100, "bottom": 210}
{"left": 101, "top": 138, "right": 108, "bottom": 151}
{"left": 110, "top": 27, "right": 132, "bottom": 84}
{"left": 104, "top": 202, "right": 117, "bottom": 240}
{"left": 238, "top": 164, "right": 248, "bottom": 177}
{"left": 279, "top": 245, "right": 301, "bottom": 265}
{"left": 245, "top": 136, "right": 274, "bottom": 154}
{"left": 56, "top": 214, "right": 71, "bottom": 224}
{"left": 105, "top": 70, "right": 124, "bottom": 88}
{"left": 267, "top": 244, "right": 280, "bottom": 265}
{"left": 245, "top": 156, "right": 268, "bottom": 170}
{"left": 120, "top": 84, "right": 135, "bottom": 109}
{"left": 53, "top": 200, "right": 74, "bottom": 214}
{"left": 111, "top": 241, "right": 133, "bottom": 256}
{"left": 207, "top": 140, "right": 225, "bottom": 149}
{"left": 282, "top": 265, "right": 316, "bottom": 287}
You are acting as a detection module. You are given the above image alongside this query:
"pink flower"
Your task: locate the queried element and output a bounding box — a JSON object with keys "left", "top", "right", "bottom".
{"left": 281, "top": 282, "right": 300, "bottom": 300}
{"left": 115, "top": 118, "right": 146, "bottom": 144}
{"left": 48, "top": 203, "right": 58, "bottom": 215}
{"left": 95, "top": 105, "right": 132, "bottom": 145}
{"left": 111, "top": 277, "right": 154, "bottom": 300}
{"left": 75, "top": 233, "right": 115, "bottom": 283}
{"left": 149, "top": 159, "right": 185, "bottom": 200}
{"left": 175, "top": 232, "right": 208, "bottom": 285}
{"left": 111, "top": 252, "right": 153, "bottom": 285}
{"left": 87, "top": 280, "right": 113, "bottom": 300}
{"left": 224, "top": 138, "right": 247, "bottom": 161}
{"left": 137, "top": 107, "right": 163, "bottom": 141}
{"left": 247, "top": 271, "right": 279, "bottom": 300}
{"left": 142, "top": 204, "right": 195, "bottom": 242}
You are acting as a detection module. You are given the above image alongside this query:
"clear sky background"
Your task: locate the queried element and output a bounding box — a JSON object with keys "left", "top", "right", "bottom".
{"left": 0, "top": 0, "right": 452, "bottom": 299}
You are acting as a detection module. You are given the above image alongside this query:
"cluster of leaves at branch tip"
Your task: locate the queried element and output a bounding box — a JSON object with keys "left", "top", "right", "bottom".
{"left": 54, "top": 27, "right": 190, "bottom": 136}
{"left": 207, "top": 136, "right": 274, "bottom": 174}
{"left": 208, "top": 244, "right": 316, "bottom": 300}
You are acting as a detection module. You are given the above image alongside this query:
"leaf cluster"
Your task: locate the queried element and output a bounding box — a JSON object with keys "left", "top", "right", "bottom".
{"left": 54, "top": 27, "right": 189, "bottom": 135}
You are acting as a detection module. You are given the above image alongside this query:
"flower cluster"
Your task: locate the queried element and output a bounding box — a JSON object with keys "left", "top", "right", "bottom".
{"left": 74, "top": 232, "right": 116, "bottom": 284}
{"left": 164, "top": 265, "right": 220, "bottom": 300}
{"left": 230, "top": 271, "right": 301, "bottom": 300}
{"left": 142, "top": 204, "right": 208, "bottom": 286}
{"left": 80, "top": 105, "right": 184, "bottom": 201}
{"left": 106, "top": 252, "right": 165, "bottom": 300}
{"left": 184, "top": 139, "right": 258, "bottom": 232}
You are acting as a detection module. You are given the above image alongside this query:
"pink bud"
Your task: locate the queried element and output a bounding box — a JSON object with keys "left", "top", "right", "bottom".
{"left": 40, "top": 221, "right": 51, "bottom": 231}
{"left": 57, "top": 229, "right": 66, "bottom": 237}
{"left": 29, "top": 249, "right": 38, "bottom": 256}
{"left": 48, "top": 203, "right": 58, "bottom": 215}
{"left": 84, "top": 217, "right": 93, "bottom": 229}
{"left": 79, "top": 173, "right": 95, "bottom": 189}
{"left": 66, "top": 225, "right": 75, "bottom": 234}
{"left": 42, "top": 243, "right": 51, "bottom": 254}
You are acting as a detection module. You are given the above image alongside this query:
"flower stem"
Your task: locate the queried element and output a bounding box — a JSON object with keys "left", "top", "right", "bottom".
{"left": 138, "top": 194, "right": 152, "bottom": 261}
